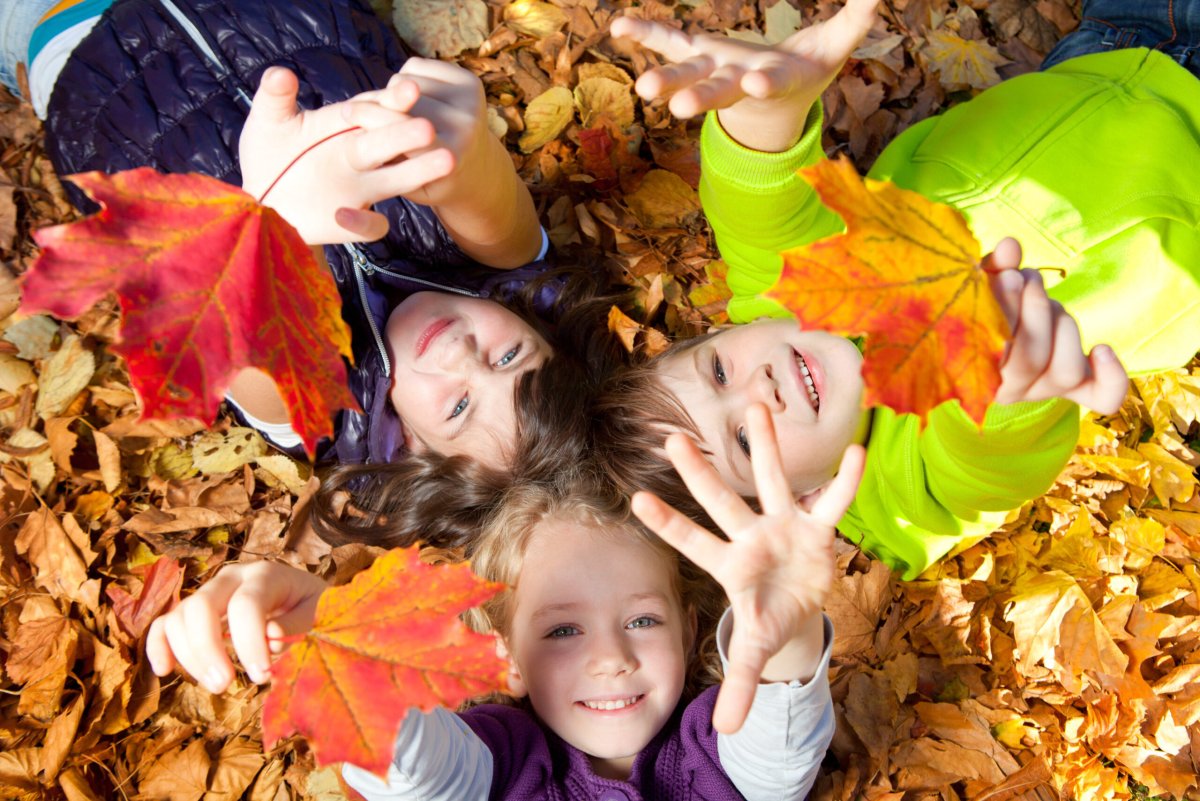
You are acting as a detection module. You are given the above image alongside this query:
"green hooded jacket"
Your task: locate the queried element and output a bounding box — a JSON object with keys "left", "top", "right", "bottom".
{"left": 698, "top": 48, "right": 1200, "bottom": 578}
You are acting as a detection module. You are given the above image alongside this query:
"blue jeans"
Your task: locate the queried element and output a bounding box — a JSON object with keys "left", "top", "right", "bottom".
{"left": 0, "top": 0, "right": 57, "bottom": 95}
{"left": 1042, "top": 0, "right": 1200, "bottom": 79}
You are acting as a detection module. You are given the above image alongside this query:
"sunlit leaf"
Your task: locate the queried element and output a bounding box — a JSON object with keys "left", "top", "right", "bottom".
{"left": 767, "top": 157, "right": 1009, "bottom": 425}
{"left": 261, "top": 546, "right": 506, "bottom": 777}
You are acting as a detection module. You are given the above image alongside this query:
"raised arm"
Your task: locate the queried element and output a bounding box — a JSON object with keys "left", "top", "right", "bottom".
{"left": 339, "top": 59, "right": 543, "bottom": 268}
{"left": 611, "top": 0, "right": 878, "bottom": 152}
{"left": 632, "top": 404, "right": 864, "bottom": 733}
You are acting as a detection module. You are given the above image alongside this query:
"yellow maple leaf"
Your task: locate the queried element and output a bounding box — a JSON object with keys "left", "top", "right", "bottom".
{"left": 922, "top": 29, "right": 1009, "bottom": 91}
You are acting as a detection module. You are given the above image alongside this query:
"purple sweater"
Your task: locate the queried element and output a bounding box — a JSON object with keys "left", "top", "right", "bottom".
{"left": 462, "top": 687, "right": 740, "bottom": 801}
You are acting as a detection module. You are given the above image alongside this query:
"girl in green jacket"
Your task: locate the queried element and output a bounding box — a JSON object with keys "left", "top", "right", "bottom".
{"left": 598, "top": 0, "right": 1200, "bottom": 579}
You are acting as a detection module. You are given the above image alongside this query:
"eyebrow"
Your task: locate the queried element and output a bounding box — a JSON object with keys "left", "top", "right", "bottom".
{"left": 689, "top": 345, "right": 746, "bottom": 483}
{"left": 529, "top": 592, "right": 671, "bottom": 622}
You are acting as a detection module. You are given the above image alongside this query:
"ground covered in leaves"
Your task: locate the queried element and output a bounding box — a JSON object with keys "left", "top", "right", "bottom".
{"left": 1, "top": 0, "right": 1199, "bottom": 800}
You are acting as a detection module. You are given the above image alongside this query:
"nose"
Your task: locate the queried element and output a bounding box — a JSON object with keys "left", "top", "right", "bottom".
{"left": 434, "top": 331, "right": 479, "bottom": 372}
{"left": 587, "top": 629, "right": 639, "bottom": 678}
{"left": 742, "top": 364, "right": 784, "bottom": 411}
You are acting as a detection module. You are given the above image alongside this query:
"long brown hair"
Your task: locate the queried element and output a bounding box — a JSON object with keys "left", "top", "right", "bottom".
{"left": 309, "top": 266, "right": 631, "bottom": 550}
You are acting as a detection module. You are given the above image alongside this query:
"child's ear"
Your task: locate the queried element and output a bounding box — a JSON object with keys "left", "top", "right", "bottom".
{"left": 495, "top": 634, "right": 527, "bottom": 698}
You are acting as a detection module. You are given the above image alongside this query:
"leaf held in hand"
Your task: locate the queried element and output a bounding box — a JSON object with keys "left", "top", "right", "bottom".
{"left": 260, "top": 546, "right": 507, "bottom": 777}
{"left": 767, "top": 158, "right": 1009, "bottom": 426}
{"left": 20, "top": 169, "right": 356, "bottom": 456}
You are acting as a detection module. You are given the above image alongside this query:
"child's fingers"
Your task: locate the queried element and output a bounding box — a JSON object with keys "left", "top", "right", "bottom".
{"left": 663, "top": 432, "right": 758, "bottom": 536}
{"left": 224, "top": 584, "right": 276, "bottom": 685}
{"left": 1000, "top": 271, "right": 1054, "bottom": 386}
{"left": 145, "top": 616, "right": 177, "bottom": 677}
{"left": 739, "top": 60, "right": 800, "bottom": 100}
{"left": 988, "top": 268, "right": 1024, "bottom": 335}
{"left": 634, "top": 57, "right": 716, "bottom": 102}
{"left": 807, "top": 444, "right": 866, "bottom": 526}
{"left": 360, "top": 148, "right": 457, "bottom": 199}
{"left": 610, "top": 17, "right": 697, "bottom": 63}
{"left": 630, "top": 491, "right": 727, "bottom": 576}
{"left": 333, "top": 208, "right": 390, "bottom": 242}
{"left": 808, "top": 0, "right": 881, "bottom": 53}
{"left": 247, "top": 66, "right": 302, "bottom": 127}
{"left": 339, "top": 98, "right": 413, "bottom": 132}
{"left": 178, "top": 589, "right": 237, "bottom": 692}
{"left": 670, "top": 65, "right": 747, "bottom": 117}
{"left": 397, "top": 56, "right": 476, "bottom": 87}
{"left": 1074, "top": 345, "right": 1129, "bottom": 415}
{"left": 344, "top": 118, "right": 437, "bottom": 170}
{"left": 745, "top": 404, "right": 793, "bottom": 517}
{"left": 1043, "top": 307, "right": 1089, "bottom": 391}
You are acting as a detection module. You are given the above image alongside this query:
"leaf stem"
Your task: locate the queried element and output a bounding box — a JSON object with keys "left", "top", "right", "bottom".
{"left": 981, "top": 265, "right": 1068, "bottom": 278}
{"left": 257, "top": 126, "right": 362, "bottom": 205}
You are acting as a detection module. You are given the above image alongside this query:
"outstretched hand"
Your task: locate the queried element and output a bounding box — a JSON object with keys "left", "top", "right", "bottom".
{"left": 985, "top": 238, "right": 1129, "bottom": 415}
{"left": 145, "top": 561, "right": 327, "bottom": 694}
{"left": 611, "top": 0, "right": 879, "bottom": 152}
{"left": 631, "top": 404, "right": 865, "bottom": 734}
{"left": 239, "top": 66, "right": 457, "bottom": 245}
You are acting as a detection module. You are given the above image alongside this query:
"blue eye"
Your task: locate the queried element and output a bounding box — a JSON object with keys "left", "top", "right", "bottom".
{"left": 712, "top": 353, "right": 728, "bottom": 385}
{"left": 494, "top": 345, "right": 521, "bottom": 367}
{"left": 449, "top": 395, "right": 469, "bottom": 419}
{"left": 627, "top": 616, "right": 658, "bottom": 630}
{"left": 735, "top": 427, "right": 751, "bottom": 457}
{"left": 548, "top": 625, "right": 578, "bottom": 638}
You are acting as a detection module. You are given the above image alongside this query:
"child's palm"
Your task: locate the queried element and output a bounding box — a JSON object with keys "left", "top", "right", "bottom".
{"left": 611, "top": 0, "right": 878, "bottom": 150}
{"left": 631, "top": 404, "right": 864, "bottom": 733}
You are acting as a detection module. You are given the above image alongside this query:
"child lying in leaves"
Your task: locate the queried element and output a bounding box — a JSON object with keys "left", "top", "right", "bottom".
{"left": 598, "top": 0, "right": 1199, "bottom": 579}
{"left": 147, "top": 410, "right": 863, "bottom": 800}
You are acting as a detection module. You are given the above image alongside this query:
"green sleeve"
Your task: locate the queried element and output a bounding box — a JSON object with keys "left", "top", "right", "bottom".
{"left": 839, "top": 399, "right": 1080, "bottom": 579}
{"left": 698, "top": 104, "right": 843, "bottom": 322}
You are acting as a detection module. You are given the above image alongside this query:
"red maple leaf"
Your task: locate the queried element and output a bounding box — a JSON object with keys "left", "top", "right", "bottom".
{"left": 766, "top": 157, "right": 1010, "bottom": 426}
{"left": 261, "top": 546, "right": 507, "bottom": 777}
{"left": 106, "top": 555, "right": 185, "bottom": 640}
{"left": 21, "top": 169, "right": 356, "bottom": 456}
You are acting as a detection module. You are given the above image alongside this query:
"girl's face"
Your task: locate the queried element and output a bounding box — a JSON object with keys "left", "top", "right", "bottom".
{"left": 386, "top": 292, "right": 550, "bottom": 468}
{"left": 502, "top": 517, "right": 693, "bottom": 780}
{"left": 657, "top": 319, "right": 869, "bottom": 496}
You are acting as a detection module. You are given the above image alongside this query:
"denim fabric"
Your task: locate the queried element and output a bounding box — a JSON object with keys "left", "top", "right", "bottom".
{"left": 1042, "top": 0, "right": 1200, "bottom": 79}
{"left": 0, "top": 0, "right": 57, "bottom": 94}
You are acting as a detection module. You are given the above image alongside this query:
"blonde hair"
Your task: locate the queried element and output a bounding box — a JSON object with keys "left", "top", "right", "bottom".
{"left": 463, "top": 469, "right": 726, "bottom": 697}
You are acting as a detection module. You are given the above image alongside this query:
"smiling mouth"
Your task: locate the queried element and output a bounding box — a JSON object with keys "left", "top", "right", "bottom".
{"left": 579, "top": 694, "right": 644, "bottom": 712}
{"left": 792, "top": 348, "right": 821, "bottom": 413}
{"left": 415, "top": 318, "right": 453, "bottom": 358}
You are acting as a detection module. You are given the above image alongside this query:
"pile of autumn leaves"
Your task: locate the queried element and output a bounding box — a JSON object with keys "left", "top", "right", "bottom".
{"left": 1, "top": 1, "right": 1199, "bottom": 800}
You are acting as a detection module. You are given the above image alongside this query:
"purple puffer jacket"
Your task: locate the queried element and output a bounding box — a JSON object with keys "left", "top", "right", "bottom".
{"left": 43, "top": 0, "right": 549, "bottom": 464}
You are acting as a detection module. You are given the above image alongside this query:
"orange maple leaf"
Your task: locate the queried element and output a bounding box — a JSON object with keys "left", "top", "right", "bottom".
{"left": 20, "top": 169, "right": 356, "bottom": 456}
{"left": 767, "top": 157, "right": 1010, "bottom": 426}
{"left": 260, "top": 546, "right": 507, "bottom": 777}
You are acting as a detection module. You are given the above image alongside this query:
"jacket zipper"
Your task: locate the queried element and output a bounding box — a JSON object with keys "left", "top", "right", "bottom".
{"left": 158, "top": 0, "right": 254, "bottom": 109}
{"left": 344, "top": 243, "right": 483, "bottom": 380}
{"left": 346, "top": 244, "right": 392, "bottom": 379}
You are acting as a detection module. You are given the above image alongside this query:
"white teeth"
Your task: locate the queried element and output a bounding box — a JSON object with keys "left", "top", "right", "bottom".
{"left": 582, "top": 695, "right": 641, "bottom": 711}
{"left": 793, "top": 350, "right": 821, "bottom": 412}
